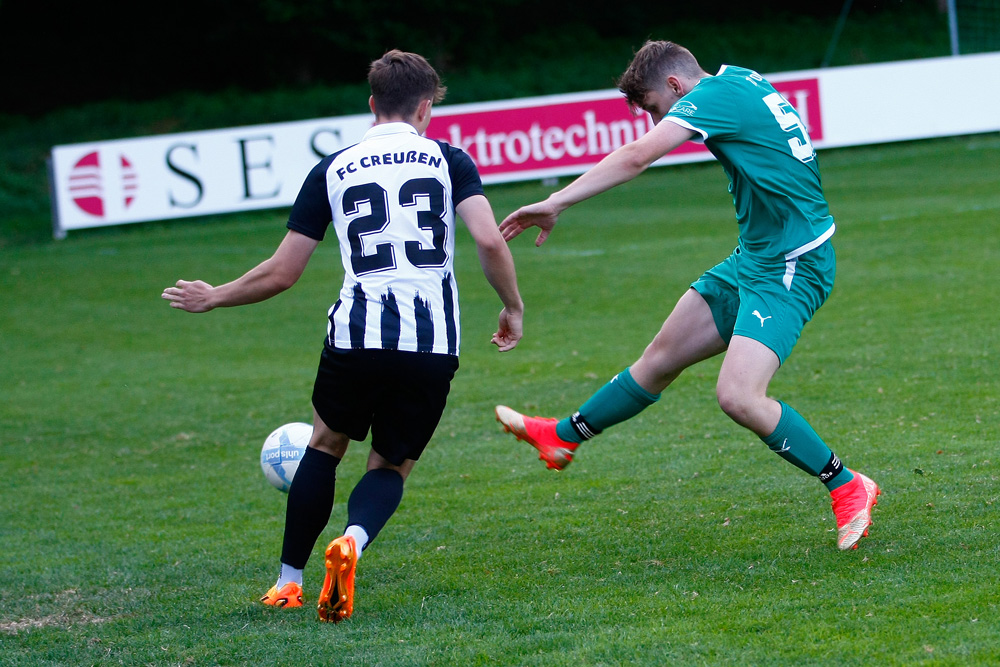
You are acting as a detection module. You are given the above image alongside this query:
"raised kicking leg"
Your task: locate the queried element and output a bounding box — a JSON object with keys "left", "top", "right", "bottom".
{"left": 496, "top": 288, "right": 726, "bottom": 469}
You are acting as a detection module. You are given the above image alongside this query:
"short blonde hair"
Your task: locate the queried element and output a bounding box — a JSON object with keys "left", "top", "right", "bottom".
{"left": 617, "top": 41, "right": 703, "bottom": 109}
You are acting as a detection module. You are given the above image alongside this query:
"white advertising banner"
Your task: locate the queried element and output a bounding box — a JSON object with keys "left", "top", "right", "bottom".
{"left": 802, "top": 51, "right": 1000, "bottom": 148}
{"left": 49, "top": 52, "right": 1000, "bottom": 237}
{"left": 50, "top": 114, "right": 374, "bottom": 235}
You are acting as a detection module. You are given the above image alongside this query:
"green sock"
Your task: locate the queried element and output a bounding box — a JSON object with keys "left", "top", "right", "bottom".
{"left": 556, "top": 367, "right": 660, "bottom": 443}
{"left": 762, "top": 401, "right": 853, "bottom": 491}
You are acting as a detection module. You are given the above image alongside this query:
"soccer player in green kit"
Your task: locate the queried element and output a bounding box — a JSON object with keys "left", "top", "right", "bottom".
{"left": 495, "top": 40, "right": 880, "bottom": 551}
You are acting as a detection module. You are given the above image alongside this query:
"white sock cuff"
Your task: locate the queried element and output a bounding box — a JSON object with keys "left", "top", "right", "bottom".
{"left": 344, "top": 525, "right": 370, "bottom": 558}
{"left": 277, "top": 562, "right": 303, "bottom": 588}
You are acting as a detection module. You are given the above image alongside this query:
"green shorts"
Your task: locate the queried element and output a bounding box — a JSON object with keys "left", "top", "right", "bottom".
{"left": 691, "top": 241, "right": 835, "bottom": 364}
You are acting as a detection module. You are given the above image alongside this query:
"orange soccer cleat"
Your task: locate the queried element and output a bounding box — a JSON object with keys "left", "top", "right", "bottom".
{"left": 317, "top": 535, "right": 357, "bottom": 623}
{"left": 495, "top": 405, "right": 579, "bottom": 471}
{"left": 831, "top": 470, "right": 881, "bottom": 550}
{"left": 260, "top": 581, "right": 304, "bottom": 608}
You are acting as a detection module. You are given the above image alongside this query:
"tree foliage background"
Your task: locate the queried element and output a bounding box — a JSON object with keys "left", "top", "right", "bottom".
{"left": 0, "top": 0, "right": 944, "bottom": 116}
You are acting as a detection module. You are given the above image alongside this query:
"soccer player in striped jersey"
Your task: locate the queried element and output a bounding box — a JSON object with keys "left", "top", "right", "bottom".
{"left": 495, "top": 40, "right": 879, "bottom": 552}
{"left": 163, "top": 50, "right": 524, "bottom": 620}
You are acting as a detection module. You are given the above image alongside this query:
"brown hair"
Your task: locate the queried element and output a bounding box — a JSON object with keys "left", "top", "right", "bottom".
{"left": 368, "top": 50, "right": 447, "bottom": 118}
{"left": 616, "top": 41, "right": 703, "bottom": 109}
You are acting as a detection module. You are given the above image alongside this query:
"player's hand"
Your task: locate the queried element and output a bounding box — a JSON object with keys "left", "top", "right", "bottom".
{"left": 499, "top": 200, "right": 560, "bottom": 246}
{"left": 491, "top": 307, "right": 523, "bottom": 352}
{"left": 161, "top": 279, "right": 216, "bottom": 313}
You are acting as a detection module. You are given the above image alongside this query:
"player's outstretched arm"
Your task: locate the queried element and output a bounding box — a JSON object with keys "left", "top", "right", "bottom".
{"left": 500, "top": 121, "right": 696, "bottom": 246}
{"left": 161, "top": 230, "right": 319, "bottom": 313}
{"left": 457, "top": 194, "right": 524, "bottom": 352}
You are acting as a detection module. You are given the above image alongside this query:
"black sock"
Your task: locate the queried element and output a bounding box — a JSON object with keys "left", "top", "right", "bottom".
{"left": 346, "top": 468, "right": 404, "bottom": 547}
{"left": 280, "top": 447, "right": 341, "bottom": 569}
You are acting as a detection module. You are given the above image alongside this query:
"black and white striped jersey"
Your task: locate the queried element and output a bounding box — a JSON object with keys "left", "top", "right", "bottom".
{"left": 287, "top": 122, "right": 484, "bottom": 356}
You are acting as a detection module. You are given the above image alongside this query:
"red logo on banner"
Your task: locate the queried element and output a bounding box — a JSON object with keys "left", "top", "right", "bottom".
{"left": 68, "top": 151, "right": 139, "bottom": 217}
{"left": 428, "top": 97, "right": 651, "bottom": 177}
{"left": 777, "top": 78, "right": 823, "bottom": 140}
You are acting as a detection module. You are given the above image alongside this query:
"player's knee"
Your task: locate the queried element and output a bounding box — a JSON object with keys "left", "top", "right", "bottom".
{"left": 637, "top": 343, "right": 683, "bottom": 386}
{"left": 716, "top": 380, "right": 755, "bottom": 427}
{"left": 308, "top": 434, "right": 349, "bottom": 459}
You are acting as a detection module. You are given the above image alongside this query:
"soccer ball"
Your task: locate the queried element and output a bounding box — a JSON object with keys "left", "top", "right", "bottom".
{"left": 260, "top": 422, "right": 312, "bottom": 493}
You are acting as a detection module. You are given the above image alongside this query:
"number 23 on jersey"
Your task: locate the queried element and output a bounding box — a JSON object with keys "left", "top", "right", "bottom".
{"left": 343, "top": 177, "right": 448, "bottom": 276}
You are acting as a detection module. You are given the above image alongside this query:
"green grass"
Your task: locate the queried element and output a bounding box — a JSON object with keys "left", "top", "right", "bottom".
{"left": 2, "top": 133, "right": 999, "bottom": 665}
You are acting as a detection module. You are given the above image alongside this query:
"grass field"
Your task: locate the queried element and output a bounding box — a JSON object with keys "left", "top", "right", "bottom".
{"left": 2, "top": 133, "right": 999, "bottom": 665}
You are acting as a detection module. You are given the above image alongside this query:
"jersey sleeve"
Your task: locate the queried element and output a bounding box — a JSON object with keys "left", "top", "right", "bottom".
{"left": 437, "top": 141, "right": 485, "bottom": 206}
{"left": 664, "top": 77, "right": 741, "bottom": 143}
{"left": 286, "top": 156, "right": 335, "bottom": 241}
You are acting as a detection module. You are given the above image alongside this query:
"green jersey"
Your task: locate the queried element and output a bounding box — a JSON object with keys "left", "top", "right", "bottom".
{"left": 665, "top": 65, "right": 835, "bottom": 261}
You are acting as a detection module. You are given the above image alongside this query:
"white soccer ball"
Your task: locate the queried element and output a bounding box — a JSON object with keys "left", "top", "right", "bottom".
{"left": 260, "top": 422, "right": 312, "bottom": 493}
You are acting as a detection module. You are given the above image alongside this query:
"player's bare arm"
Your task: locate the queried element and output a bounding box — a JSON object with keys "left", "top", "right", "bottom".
{"left": 456, "top": 194, "right": 524, "bottom": 352}
{"left": 162, "top": 230, "right": 319, "bottom": 312}
{"left": 499, "top": 120, "right": 695, "bottom": 246}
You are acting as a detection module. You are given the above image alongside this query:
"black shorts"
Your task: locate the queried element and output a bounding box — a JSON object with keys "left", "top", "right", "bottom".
{"left": 311, "top": 347, "right": 460, "bottom": 466}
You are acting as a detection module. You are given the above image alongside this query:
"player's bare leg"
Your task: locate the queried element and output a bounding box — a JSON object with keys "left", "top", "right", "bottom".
{"left": 714, "top": 334, "right": 782, "bottom": 436}
{"left": 308, "top": 409, "right": 350, "bottom": 458}
{"left": 629, "top": 288, "right": 728, "bottom": 394}
{"left": 364, "top": 449, "right": 416, "bottom": 479}
{"left": 717, "top": 334, "right": 879, "bottom": 550}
